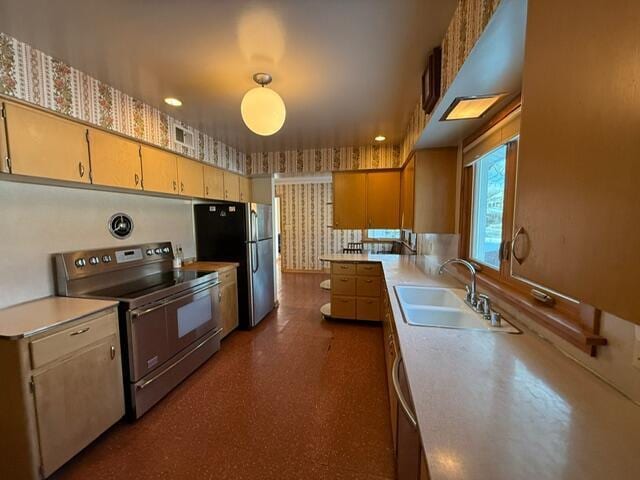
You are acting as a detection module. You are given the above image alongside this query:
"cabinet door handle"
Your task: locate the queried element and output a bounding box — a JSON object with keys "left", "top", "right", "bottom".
{"left": 180, "top": 182, "right": 184, "bottom": 193}
{"left": 392, "top": 355, "right": 417, "bottom": 428}
{"left": 206, "top": 186, "right": 209, "bottom": 196}
{"left": 173, "top": 180, "right": 177, "bottom": 191}
{"left": 78, "top": 162, "right": 85, "bottom": 178}
{"left": 511, "top": 226, "right": 527, "bottom": 265}
{"left": 70, "top": 327, "right": 90, "bottom": 336}
{"left": 110, "top": 345, "right": 116, "bottom": 360}
{"left": 134, "top": 173, "right": 140, "bottom": 186}
{"left": 218, "top": 291, "right": 223, "bottom": 302}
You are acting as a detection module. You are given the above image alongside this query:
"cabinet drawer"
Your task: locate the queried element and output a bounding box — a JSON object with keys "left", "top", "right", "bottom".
{"left": 331, "top": 296, "right": 356, "bottom": 319}
{"left": 219, "top": 268, "right": 237, "bottom": 285}
{"left": 332, "top": 275, "right": 357, "bottom": 296}
{"left": 356, "top": 263, "right": 381, "bottom": 276}
{"left": 356, "top": 276, "right": 381, "bottom": 297}
{"left": 332, "top": 262, "right": 356, "bottom": 275}
{"left": 356, "top": 297, "right": 380, "bottom": 321}
{"left": 30, "top": 309, "right": 118, "bottom": 369}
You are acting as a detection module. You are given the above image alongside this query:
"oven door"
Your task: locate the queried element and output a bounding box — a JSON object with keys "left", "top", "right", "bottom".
{"left": 165, "top": 282, "right": 221, "bottom": 355}
{"left": 128, "top": 301, "right": 170, "bottom": 382}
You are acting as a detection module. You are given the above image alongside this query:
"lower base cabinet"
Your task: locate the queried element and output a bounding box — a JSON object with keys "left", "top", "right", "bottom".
{"left": 0, "top": 306, "right": 124, "bottom": 480}
{"left": 330, "top": 261, "right": 382, "bottom": 321}
{"left": 383, "top": 286, "right": 430, "bottom": 480}
{"left": 219, "top": 267, "right": 239, "bottom": 338}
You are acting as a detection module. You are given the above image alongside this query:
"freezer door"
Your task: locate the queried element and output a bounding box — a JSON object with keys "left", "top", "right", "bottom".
{"left": 251, "top": 238, "right": 274, "bottom": 325}
{"left": 256, "top": 203, "right": 273, "bottom": 240}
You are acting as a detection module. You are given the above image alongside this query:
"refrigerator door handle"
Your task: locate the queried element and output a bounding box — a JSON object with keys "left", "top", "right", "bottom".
{"left": 251, "top": 210, "right": 260, "bottom": 273}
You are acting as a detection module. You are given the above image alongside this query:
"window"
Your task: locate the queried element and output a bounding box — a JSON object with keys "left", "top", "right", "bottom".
{"left": 470, "top": 144, "right": 508, "bottom": 269}
{"left": 365, "top": 229, "right": 400, "bottom": 240}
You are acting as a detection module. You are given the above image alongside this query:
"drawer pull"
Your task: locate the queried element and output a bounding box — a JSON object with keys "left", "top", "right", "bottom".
{"left": 110, "top": 345, "right": 116, "bottom": 360}
{"left": 365, "top": 280, "right": 373, "bottom": 283}
{"left": 69, "top": 327, "right": 90, "bottom": 336}
{"left": 340, "top": 278, "right": 349, "bottom": 282}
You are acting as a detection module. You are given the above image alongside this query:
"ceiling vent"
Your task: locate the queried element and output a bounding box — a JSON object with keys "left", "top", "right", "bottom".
{"left": 174, "top": 125, "right": 194, "bottom": 149}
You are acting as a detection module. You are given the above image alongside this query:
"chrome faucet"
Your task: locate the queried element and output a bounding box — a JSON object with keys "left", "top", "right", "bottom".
{"left": 438, "top": 258, "right": 479, "bottom": 310}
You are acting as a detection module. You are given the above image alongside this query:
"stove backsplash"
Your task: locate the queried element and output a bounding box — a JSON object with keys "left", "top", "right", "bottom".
{"left": 0, "top": 181, "right": 196, "bottom": 309}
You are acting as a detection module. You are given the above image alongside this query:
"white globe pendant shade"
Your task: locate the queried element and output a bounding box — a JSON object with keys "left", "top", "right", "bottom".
{"left": 241, "top": 86, "right": 286, "bottom": 136}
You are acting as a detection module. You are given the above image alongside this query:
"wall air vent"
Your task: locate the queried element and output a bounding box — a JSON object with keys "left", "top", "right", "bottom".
{"left": 108, "top": 213, "right": 134, "bottom": 240}
{"left": 174, "top": 125, "right": 194, "bottom": 149}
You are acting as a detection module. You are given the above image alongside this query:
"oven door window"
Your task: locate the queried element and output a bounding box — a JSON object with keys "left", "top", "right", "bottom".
{"left": 177, "top": 294, "right": 212, "bottom": 338}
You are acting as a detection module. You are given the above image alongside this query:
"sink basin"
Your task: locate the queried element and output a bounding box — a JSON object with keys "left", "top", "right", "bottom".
{"left": 402, "top": 306, "right": 483, "bottom": 329}
{"left": 395, "top": 285, "right": 465, "bottom": 308}
{"left": 393, "top": 285, "right": 520, "bottom": 333}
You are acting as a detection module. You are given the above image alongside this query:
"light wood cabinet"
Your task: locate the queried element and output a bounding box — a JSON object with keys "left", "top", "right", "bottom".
{"left": 3, "top": 101, "right": 90, "bottom": 184}
{"left": 0, "top": 306, "right": 123, "bottom": 480}
{"left": 141, "top": 145, "right": 178, "bottom": 194}
{"left": 400, "top": 148, "right": 457, "bottom": 234}
{"left": 400, "top": 156, "right": 415, "bottom": 230}
{"left": 512, "top": 0, "right": 640, "bottom": 322}
{"left": 219, "top": 268, "right": 239, "bottom": 338}
{"left": 239, "top": 176, "right": 252, "bottom": 203}
{"left": 366, "top": 171, "right": 400, "bottom": 228}
{"left": 333, "top": 171, "right": 367, "bottom": 229}
{"left": 330, "top": 261, "right": 382, "bottom": 321}
{"left": 223, "top": 171, "right": 240, "bottom": 201}
{"left": 204, "top": 166, "right": 225, "bottom": 200}
{"left": 88, "top": 128, "right": 142, "bottom": 190}
{"left": 177, "top": 156, "right": 204, "bottom": 198}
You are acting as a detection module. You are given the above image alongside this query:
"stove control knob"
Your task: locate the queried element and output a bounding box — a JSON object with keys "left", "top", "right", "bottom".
{"left": 89, "top": 256, "right": 100, "bottom": 265}
{"left": 102, "top": 255, "right": 112, "bottom": 263}
{"left": 154, "top": 248, "right": 162, "bottom": 255}
{"left": 75, "top": 258, "right": 86, "bottom": 268}
{"left": 146, "top": 249, "right": 154, "bottom": 256}
{"left": 162, "top": 247, "right": 171, "bottom": 254}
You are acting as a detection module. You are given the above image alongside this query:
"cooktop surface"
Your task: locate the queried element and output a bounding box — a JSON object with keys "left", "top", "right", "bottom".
{"left": 86, "top": 270, "right": 215, "bottom": 300}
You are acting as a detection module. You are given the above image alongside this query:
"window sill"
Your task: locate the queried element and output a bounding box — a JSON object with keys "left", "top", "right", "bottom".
{"left": 448, "top": 266, "right": 607, "bottom": 356}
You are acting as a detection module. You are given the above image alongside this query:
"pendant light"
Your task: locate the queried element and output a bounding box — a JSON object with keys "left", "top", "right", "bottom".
{"left": 241, "top": 73, "right": 286, "bottom": 136}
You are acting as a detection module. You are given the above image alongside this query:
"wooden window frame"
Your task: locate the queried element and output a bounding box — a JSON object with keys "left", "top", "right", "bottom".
{"left": 458, "top": 99, "right": 606, "bottom": 356}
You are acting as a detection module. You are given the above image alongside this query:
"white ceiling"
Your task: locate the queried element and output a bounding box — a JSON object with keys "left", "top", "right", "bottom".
{"left": 0, "top": 0, "right": 457, "bottom": 153}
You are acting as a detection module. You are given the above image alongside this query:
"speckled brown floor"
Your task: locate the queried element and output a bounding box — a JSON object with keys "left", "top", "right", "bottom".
{"left": 52, "top": 272, "right": 395, "bottom": 480}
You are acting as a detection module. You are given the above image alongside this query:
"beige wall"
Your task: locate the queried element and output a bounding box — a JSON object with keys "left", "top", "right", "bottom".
{"left": 0, "top": 181, "right": 195, "bottom": 309}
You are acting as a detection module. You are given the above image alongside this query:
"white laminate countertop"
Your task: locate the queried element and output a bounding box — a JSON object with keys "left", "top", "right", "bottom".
{"left": 0, "top": 296, "right": 118, "bottom": 340}
{"left": 320, "top": 254, "right": 640, "bottom": 479}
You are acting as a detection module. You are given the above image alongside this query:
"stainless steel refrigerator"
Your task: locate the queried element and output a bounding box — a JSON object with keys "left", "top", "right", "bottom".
{"left": 194, "top": 202, "right": 274, "bottom": 328}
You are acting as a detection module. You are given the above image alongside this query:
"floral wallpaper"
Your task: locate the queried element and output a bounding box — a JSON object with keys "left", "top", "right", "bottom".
{"left": 0, "top": 32, "right": 246, "bottom": 174}
{"left": 248, "top": 144, "right": 400, "bottom": 176}
{"left": 276, "top": 182, "right": 391, "bottom": 271}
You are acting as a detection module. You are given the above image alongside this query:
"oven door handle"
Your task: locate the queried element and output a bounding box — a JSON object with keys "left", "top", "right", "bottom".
{"left": 131, "top": 301, "right": 166, "bottom": 318}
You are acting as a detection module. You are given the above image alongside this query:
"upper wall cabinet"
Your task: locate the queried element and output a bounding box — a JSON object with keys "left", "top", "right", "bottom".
{"left": 513, "top": 0, "right": 640, "bottom": 322}
{"left": 402, "top": 148, "right": 457, "bottom": 234}
{"left": 239, "top": 176, "right": 252, "bottom": 203}
{"left": 140, "top": 145, "right": 178, "bottom": 195}
{"left": 2, "top": 102, "right": 90, "bottom": 184}
{"left": 203, "top": 165, "right": 224, "bottom": 200}
{"left": 366, "top": 171, "right": 400, "bottom": 229}
{"left": 223, "top": 171, "right": 240, "bottom": 202}
{"left": 400, "top": 157, "right": 415, "bottom": 230}
{"left": 177, "top": 156, "right": 204, "bottom": 198}
{"left": 88, "top": 128, "right": 142, "bottom": 190}
{"left": 333, "top": 172, "right": 367, "bottom": 229}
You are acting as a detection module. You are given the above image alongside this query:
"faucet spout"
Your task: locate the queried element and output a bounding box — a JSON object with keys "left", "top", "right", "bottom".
{"left": 438, "top": 258, "right": 478, "bottom": 307}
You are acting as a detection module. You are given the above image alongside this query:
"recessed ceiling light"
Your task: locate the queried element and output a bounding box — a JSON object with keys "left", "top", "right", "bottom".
{"left": 374, "top": 135, "right": 386, "bottom": 142}
{"left": 164, "top": 97, "right": 182, "bottom": 107}
{"left": 441, "top": 94, "right": 503, "bottom": 121}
